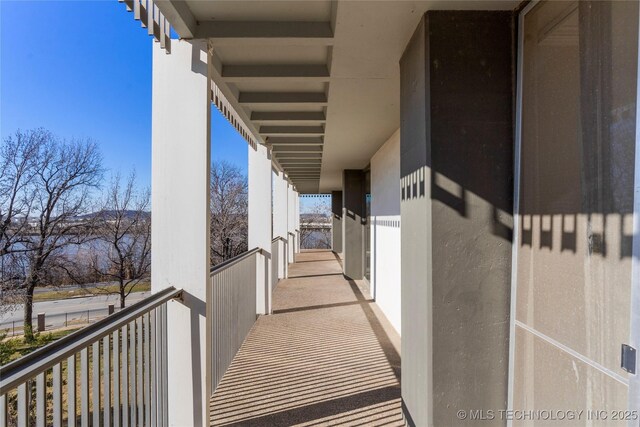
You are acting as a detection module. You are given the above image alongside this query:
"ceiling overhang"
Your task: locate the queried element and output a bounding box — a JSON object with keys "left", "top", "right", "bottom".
{"left": 151, "top": 0, "right": 520, "bottom": 193}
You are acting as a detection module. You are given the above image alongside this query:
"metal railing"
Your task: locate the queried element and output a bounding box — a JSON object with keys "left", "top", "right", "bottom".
{"left": 207, "top": 248, "right": 262, "bottom": 395}
{"left": 0, "top": 286, "right": 182, "bottom": 427}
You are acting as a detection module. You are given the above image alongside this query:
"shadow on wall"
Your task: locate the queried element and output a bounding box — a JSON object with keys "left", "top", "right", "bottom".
{"left": 400, "top": 3, "right": 637, "bottom": 261}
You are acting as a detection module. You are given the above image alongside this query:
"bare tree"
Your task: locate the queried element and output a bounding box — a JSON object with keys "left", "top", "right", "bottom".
{"left": 85, "top": 171, "right": 151, "bottom": 308}
{"left": 300, "top": 200, "right": 331, "bottom": 249}
{"left": 210, "top": 161, "right": 248, "bottom": 266}
{"left": 19, "top": 135, "right": 103, "bottom": 341}
{"left": 0, "top": 131, "right": 52, "bottom": 314}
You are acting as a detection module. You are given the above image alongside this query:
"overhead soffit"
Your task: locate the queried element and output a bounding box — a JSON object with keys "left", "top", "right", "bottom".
{"left": 161, "top": 0, "right": 519, "bottom": 193}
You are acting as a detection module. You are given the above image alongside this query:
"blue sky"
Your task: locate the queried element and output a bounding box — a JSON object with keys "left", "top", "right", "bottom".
{"left": 1, "top": 0, "right": 247, "bottom": 191}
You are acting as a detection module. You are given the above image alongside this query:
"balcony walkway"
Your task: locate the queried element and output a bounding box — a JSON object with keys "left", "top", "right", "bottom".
{"left": 209, "top": 250, "right": 404, "bottom": 426}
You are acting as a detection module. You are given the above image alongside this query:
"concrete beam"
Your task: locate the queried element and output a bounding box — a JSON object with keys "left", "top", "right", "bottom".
{"left": 272, "top": 145, "right": 323, "bottom": 154}
{"left": 154, "top": 0, "right": 196, "bottom": 38}
{"left": 275, "top": 152, "right": 323, "bottom": 159}
{"left": 261, "top": 126, "right": 325, "bottom": 136}
{"left": 196, "top": 21, "right": 333, "bottom": 40}
{"left": 267, "top": 136, "right": 324, "bottom": 145}
{"left": 286, "top": 171, "right": 321, "bottom": 175}
{"left": 277, "top": 158, "right": 322, "bottom": 164}
{"left": 221, "top": 65, "right": 330, "bottom": 82}
{"left": 251, "top": 111, "right": 326, "bottom": 122}
{"left": 238, "top": 92, "right": 328, "bottom": 106}
{"left": 280, "top": 164, "right": 322, "bottom": 169}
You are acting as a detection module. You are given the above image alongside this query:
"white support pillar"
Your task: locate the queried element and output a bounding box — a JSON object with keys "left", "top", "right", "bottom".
{"left": 287, "top": 184, "right": 296, "bottom": 262}
{"left": 248, "top": 143, "right": 272, "bottom": 315}
{"left": 151, "top": 40, "right": 210, "bottom": 426}
{"left": 273, "top": 170, "right": 288, "bottom": 278}
{"left": 295, "top": 193, "right": 300, "bottom": 253}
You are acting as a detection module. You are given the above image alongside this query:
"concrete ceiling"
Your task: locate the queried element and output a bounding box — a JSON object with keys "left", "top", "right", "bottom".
{"left": 156, "top": 0, "right": 519, "bottom": 193}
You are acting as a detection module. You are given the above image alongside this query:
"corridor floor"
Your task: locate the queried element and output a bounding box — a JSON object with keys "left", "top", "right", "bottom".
{"left": 209, "top": 250, "right": 404, "bottom": 426}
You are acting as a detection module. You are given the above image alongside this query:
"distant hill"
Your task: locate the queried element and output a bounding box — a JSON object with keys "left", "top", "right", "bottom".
{"left": 70, "top": 210, "right": 150, "bottom": 220}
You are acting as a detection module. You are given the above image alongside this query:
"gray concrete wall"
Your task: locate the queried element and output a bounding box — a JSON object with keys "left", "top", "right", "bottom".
{"left": 400, "top": 11, "right": 514, "bottom": 426}
{"left": 331, "top": 190, "right": 343, "bottom": 254}
{"left": 342, "top": 171, "right": 365, "bottom": 280}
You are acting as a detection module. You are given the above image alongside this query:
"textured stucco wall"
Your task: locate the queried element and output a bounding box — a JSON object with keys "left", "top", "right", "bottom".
{"left": 371, "top": 129, "right": 402, "bottom": 335}
{"left": 400, "top": 11, "right": 514, "bottom": 426}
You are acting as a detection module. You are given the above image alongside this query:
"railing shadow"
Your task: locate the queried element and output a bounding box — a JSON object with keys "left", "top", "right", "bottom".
{"left": 209, "top": 253, "right": 403, "bottom": 426}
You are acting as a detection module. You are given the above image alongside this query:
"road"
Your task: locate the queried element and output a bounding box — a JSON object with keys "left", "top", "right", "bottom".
{"left": 33, "top": 281, "right": 121, "bottom": 295}
{"left": 0, "top": 292, "right": 151, "bottom": 332}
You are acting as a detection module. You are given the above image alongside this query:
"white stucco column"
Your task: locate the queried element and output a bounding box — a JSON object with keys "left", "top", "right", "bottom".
{"left": 248, "top": 143, "right": 272, "bottom": 314}
{"left": 295, "top": 192, "right": 300, "bottom": 253}
{"left": 287, "top": 184, "right": 296, "bottom": 261}
{"left": 151, "top": 40, "right": 210, "bottom": 426}
{"left": 273, "top": 170, "right": 289, "bottom": 278}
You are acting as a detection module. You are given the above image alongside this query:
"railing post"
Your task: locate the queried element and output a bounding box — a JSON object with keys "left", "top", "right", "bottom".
{"left": 37, "top": 313, "right": 45, "bottom": 332}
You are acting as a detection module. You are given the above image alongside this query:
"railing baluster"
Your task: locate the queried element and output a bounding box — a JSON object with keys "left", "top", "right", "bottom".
{"left": 68, "top": 354, "right": 76, "bottom": 427}
{"left": 144, "top": 312, "right": 151, "bottom": 427}
{"left": 53, "top": 363, "right": 62, "bottom": 427}
{"left": 17, "top": 382, "right": 28, "bottom": 426}
{"left": 137, "top": 317, "right": 144, "bottom": 425}
{"left": 36, "top": 372, "right": 45, "bottom": 427}
{"left": 81, "top": 348, "right": 89, "bottom": 427}
{"left": 114, "top": 329, "right": 121, "bottom": 427}
{"left": 150, "top": 309, "right": 157, "bottom": 427}
{"left": 122, "top": 324, "right": 129, "bottom": 427}
{"left": 92, "top": 341, "right": 101, "bottom": 426}
{"left": 103, "top": 335, "right": 111, "bottom": 426}
{"left": 129, "top": 321, "right": 136, "bottom": 426}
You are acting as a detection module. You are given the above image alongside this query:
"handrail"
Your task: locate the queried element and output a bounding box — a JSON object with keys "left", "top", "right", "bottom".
{"left": 288, "top": 231, "right": 295, "bottom": 236}
{"left": 272, "top": 236, "right": 287, "bottom": 243}
{"left": 210, "top": 247, "right": 262, "bottom": 274}
{"left": 0, "top": 286, "right": 182, "bottom": 394}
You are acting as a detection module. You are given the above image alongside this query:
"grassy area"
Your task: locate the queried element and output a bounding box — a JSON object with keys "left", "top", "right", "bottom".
{"left": 34, "top": 281, "right": 150, "bottom": 302}
{"left": 1, "top": 328, "right": 82, "bottom": 364}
